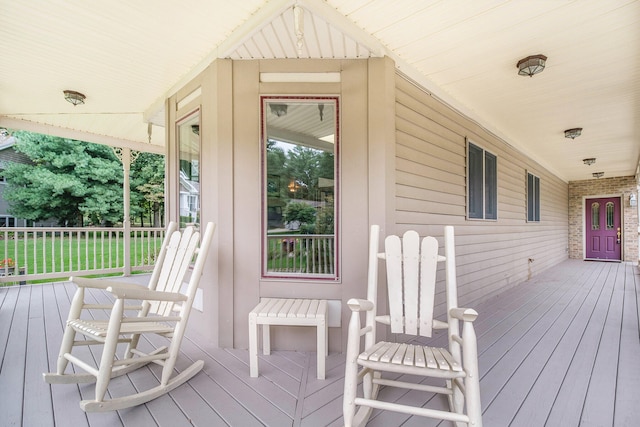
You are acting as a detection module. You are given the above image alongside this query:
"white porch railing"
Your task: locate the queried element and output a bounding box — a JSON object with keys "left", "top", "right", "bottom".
{"left": 0, "top": 226, "right": 166, "bottom": 284}
{"left": 266, "top": 234, "right": 335, "bottom": 275}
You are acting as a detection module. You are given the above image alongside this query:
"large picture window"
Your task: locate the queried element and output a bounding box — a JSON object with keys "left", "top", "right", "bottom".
{"left": 467, "top": 141, "right": 497, "bottom": 220}
{"left": 261, "top": 96, "right": 339, "bottom": 279}
{"left": 527, "top": 172, "right": 540, "bottom": 222}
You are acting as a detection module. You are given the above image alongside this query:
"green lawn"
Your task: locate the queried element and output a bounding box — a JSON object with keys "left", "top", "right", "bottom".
{"left": 0, "top": 234, "right": 163, "bottom": 282}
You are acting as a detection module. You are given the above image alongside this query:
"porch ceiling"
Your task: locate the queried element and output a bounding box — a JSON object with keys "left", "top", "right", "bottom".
{"left": 1, "top": 0, "right": 638, "bottom": 181}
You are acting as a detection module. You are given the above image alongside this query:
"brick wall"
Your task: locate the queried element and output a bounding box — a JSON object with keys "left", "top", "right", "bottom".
{"left": 568, "top": 176, "right": 638, "bottom": 262}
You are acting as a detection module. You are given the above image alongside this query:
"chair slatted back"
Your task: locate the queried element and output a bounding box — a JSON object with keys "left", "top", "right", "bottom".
{"left": 150, "top": 226, "right": 200, "bottom": 317}
{"left": 181, "top": 222, "right": 215, "bottom": 313}
{"left": 384, "top": 230, "right": 440, "bottom": 337}
{"left": 145, "top": 222, "right": 178, "bottom": 292}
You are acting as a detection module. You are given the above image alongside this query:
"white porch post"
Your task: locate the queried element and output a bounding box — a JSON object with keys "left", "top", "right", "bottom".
{"left": 113, "top": 147, "right": 139, "bottom": 276}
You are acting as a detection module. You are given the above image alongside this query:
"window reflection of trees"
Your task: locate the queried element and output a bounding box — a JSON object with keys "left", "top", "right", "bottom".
{"left": 266, "top": 140, "right": 334, "bottom": 233}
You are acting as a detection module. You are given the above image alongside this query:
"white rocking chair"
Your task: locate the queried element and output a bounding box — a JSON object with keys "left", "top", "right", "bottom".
{"left": 44, "top": 222, "right": 215, "bottom": 412}
{"left": 343, "top": 225, "right": 482, "bottom": 426}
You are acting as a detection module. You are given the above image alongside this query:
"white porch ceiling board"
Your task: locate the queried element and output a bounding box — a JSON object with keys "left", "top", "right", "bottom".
{"left": 253, "top": 25, "right": 283, "bottom": 59}
{"left": 5, "top": 113, "right": 165, "bottom": 147}
{"left": 1, "top": 0, "right": 638, "bottom": 181}
{"left": 304, "top": 17, "right": 324, "bottom": 58}
{"left": 333, "top": 0, "right": 457, "bottom": 41}
{"left": 0, "top": 116, "right": 164, "bottom": 155}
{"left": 229, "top": 6, "right": 376, "bottom": 60}
{"left": 398, "top": 5, "right": 569, "bottom": 78}
{"left": 1, "top": 0, "right": 267, "bottom": 146}
{"left": 364, "top": 1, "right": 640, "bottom": 182}
{"left": 311, "top": 13, "right": 337, "bottom": 58}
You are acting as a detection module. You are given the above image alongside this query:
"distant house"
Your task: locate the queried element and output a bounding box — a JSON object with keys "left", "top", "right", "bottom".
{"left": 178, "top": 169, "right": 199, "bottom": 226}
{"left": 0, "top": 132, "right": 57, "bottom": 227}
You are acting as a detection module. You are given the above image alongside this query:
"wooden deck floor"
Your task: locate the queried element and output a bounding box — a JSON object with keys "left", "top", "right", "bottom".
{"left": 1, "top": 259, "right": 639, "bottom": 426}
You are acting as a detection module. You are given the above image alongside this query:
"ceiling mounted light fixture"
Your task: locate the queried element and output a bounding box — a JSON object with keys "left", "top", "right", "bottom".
{"left": 269, "top": 103, "right": 288, "bottom": 117}
{"left": 63, "top": 90, "right": 86, "bottom": 106}
{"left": 564, "top": 128, "right": 582, "bottom": 139}
{"left": 517, "top": 54, "right": 547, "bottom": 77}
{"left": 582, "top": 158, "right": 596, "bottom": 166}
{"left": 0, "top": 128, "right": 11, "bottom": 144}
{"left": 592, "top": 172, "right": 604, "bottom": 179}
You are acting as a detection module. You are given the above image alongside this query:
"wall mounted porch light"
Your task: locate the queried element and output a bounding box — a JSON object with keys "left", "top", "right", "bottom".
{"left": 630, "top": 193, "right": 637, "bottom": 207}
{"left": 63, "top": 90, "right": 85, "bottom": 106}
{"left": 592, "top": 172, "right": 604, "bottom": 178}
{"left": 517, "top": 54, "right": 547, "bottom": 77}
{"left": 564, "top": 128, "right": 582, "bottom": 139}
{"left": 582, "top": 158, "right": 596, "bottom": 165}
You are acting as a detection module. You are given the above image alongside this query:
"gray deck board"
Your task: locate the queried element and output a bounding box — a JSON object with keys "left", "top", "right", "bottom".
{"left": 508, "top": 263, "right": 606, "bottom": 426}
{"left": 580, "top": 262, "right": 624, "bottom": 426}
{"left": 1, "top": 259, "right": 638, "bottom": 426}
{"left": 3, "top": 286, "right": 30, "bottom": 427}
{"left": 614, "top": 263, "right": 640, "bottom": 427}
{"left": 23, "top": 285, "right": 55, "bottom": 427}
{"left": 546, "top": 263, "right": 618, "bottom": 426}
{"left": 42, "top": 281, "right": 91, "bottom": 427}
{"left": 481, "top": 260, "right": 605, "bottom": 425}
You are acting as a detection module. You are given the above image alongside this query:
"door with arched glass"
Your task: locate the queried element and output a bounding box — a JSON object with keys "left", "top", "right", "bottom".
{"left": 585, "top": 197, "right": 621, "bottom": 260}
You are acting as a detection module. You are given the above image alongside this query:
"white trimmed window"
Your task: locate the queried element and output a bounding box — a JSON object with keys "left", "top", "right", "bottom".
{"left": 527, "top": 172, "right": 540, "bottom": 222}
{"left": 467, "top": 141, "right": 497, "bottom": 220}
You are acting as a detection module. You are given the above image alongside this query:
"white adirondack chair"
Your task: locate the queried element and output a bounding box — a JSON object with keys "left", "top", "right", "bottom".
{"left": 43, "top": 222, "right": 215, "bottom": 412}
{"left": 343, "top": 225, "right": 482, "bottom": 426}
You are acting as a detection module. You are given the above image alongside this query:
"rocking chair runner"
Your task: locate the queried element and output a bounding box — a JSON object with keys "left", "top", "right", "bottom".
{"left": 43, "top": 222, "right": 215, "bottom": 412}
{"left": 343, "top": 225, "right": 482, "bottom": 426}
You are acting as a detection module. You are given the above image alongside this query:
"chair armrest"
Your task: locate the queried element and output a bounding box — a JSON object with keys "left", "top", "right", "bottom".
{"left": 449, "top": 307, "right": 478, "bottom": 322}
{"left": 347, "top": 298, "right": 374, "bottom": 312}
{"left": 71, "top": 276, "right": 148, "bottom": 291}
{"left": 106, "top": 286, "right": 188, "bottom": 302}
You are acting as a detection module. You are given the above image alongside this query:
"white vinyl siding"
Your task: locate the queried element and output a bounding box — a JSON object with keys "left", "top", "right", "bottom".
{"left": 394, "top": 72, "right": 568, "bottom": 314}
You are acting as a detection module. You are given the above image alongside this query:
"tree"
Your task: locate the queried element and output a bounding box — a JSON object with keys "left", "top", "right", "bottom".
{"left": 314, "top": 195, "right": 334, "bottom": 234}
{"left": 3, "top": 131, "right": 123, "bottom": 226}
{"left": 285, "top": 146, "right": 320, "bottom": 200}
{"left": 282, "top": 201, "right": 316, "bottom": 232}
{"left": 266, "top": 140, "right": 288, "bottom": 199}
{"left": 130, "top": 152, "right": 165, "bottom": 227}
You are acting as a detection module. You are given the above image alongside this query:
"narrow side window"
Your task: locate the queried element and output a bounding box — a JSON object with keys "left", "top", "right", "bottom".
{"left": 527, "top": 172, "right": 540, "bottom": 222}
{"left": 467, "top": 141, "right": 497, "bottom": 220}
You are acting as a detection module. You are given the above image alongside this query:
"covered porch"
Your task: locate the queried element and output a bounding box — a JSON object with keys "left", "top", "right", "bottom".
{"left": 2, "top": 259, "right": 638, "bottom": 426}
{"left": 2, "top": 0, "right": 639, "bottom": 356}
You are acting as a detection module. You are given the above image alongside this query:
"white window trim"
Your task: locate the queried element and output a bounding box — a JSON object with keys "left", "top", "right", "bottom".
{"left": 466, "top": 139, "right": 498, "bottom": 221}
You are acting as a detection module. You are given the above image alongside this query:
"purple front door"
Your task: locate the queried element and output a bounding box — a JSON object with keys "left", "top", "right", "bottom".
{"left": 585, "top": 197, "right": 621, "bottom": 260}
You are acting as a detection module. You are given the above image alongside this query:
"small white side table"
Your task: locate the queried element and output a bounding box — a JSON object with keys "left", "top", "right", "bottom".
{"left": 249, "top": 298, "right": 328, "bottom": 379}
